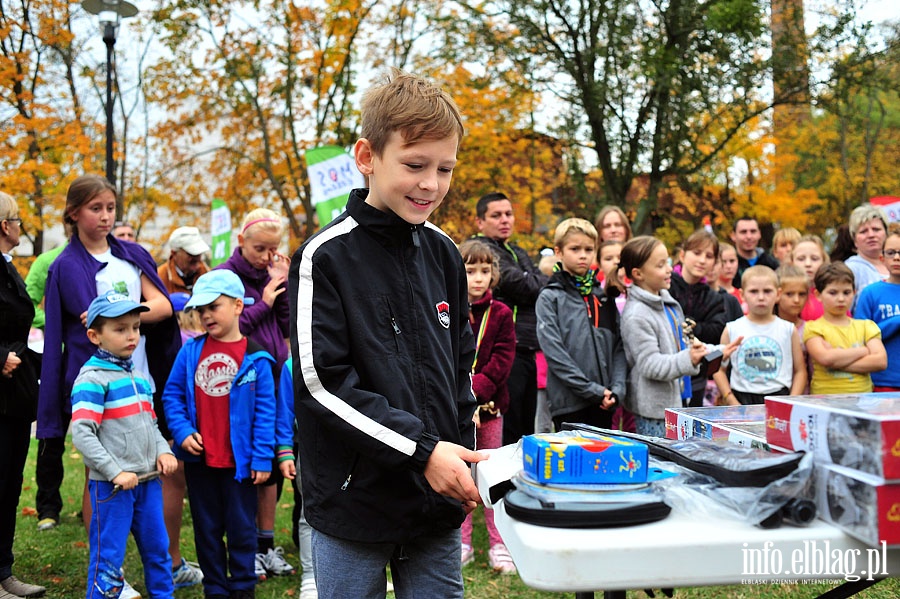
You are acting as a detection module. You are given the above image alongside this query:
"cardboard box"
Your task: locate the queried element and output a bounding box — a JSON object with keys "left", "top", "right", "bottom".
{"left": 812, "top": 463, "right": 900, "bottom": 547}
{"left": 665, "top": 405, "right": 774, "bottom": 450}
{"left": 521, "top": 433, "right": 648, "bottom": 484}
{"left": 765, "top": 393, "right": 900, "bottom": 480}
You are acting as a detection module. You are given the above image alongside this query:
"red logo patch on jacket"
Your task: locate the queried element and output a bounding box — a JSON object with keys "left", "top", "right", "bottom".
{"left": 435, "top": 301, "right": 450, "bottom": 329}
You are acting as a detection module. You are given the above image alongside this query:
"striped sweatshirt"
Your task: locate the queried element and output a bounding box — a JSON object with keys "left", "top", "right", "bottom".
{"left": 71, "top": 355, "right": 172, "bottom": 482}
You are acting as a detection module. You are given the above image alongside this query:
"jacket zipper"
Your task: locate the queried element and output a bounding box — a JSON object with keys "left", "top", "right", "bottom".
{"left": 388, "top": 303, "right": 402, "bottom": 352}
{"left": 341, "top": 454, "right": 360, "bottom": 490}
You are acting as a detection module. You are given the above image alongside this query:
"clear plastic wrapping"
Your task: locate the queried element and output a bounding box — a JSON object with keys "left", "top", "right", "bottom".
{"left": 553, "top": 428, "right": 817, "bottom": 527}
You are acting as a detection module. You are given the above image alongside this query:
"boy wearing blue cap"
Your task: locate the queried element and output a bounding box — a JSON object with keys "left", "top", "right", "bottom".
{"left": 161, "top": 270, "right": 277, "bottom": 599}
{"left": 71, "top": 291, "right": 179, "bottom": 599}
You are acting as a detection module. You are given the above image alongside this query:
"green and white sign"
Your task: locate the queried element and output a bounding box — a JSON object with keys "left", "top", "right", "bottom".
{"left": 305, "top": 145, "right": 364, "bottom": 227}
{"left": 210, "top": 198, "right": 231, "bottom": 267}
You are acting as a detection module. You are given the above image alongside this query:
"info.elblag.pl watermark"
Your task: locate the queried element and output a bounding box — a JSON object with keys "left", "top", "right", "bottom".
{"left": 741, "top": 540, "right": 890, "bottom": 583}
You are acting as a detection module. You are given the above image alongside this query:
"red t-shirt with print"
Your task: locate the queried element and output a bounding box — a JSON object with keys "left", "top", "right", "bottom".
{"left": 194, "top": 336, "right": 247, "bottom": 468}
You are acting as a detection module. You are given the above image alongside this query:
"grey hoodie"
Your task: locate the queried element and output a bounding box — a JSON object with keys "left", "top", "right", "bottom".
{"left": 71, "top": 355, "right": 172, "bottom": 482}
{"left": 620, "top": 285, "right": 699, "bottom": 420}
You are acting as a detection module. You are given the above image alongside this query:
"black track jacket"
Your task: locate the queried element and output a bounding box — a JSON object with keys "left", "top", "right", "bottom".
{"left": 289, "top": 190, "right": 477, "bottom": 543}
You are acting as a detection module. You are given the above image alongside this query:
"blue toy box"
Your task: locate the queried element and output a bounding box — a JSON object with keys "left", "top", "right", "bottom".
{"left": 521, "top": 432, "right": 649, "bottom": 484}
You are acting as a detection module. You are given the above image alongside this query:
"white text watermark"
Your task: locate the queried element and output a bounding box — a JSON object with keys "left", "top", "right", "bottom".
{"left": 741, "top": 540, "right": 889, "bottom": 583}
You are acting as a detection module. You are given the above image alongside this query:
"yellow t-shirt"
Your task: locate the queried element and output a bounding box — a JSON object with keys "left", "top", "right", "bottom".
{"left": 803, "top": 318, "right": 882, "bottom": 394}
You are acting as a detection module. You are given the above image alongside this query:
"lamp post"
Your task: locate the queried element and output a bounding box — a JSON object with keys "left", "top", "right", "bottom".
{"left": 81, "top": 0, "right": 138, "bottom": 218}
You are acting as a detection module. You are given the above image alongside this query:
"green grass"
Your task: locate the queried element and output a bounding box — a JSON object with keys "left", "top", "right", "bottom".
{"left": 11, "top": 439, "right": 900, "bottom": 598}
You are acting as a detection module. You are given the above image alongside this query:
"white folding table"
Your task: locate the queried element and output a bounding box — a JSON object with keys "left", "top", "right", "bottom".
{"left": 475, "top": 444, "right": 900, "bottom": 599}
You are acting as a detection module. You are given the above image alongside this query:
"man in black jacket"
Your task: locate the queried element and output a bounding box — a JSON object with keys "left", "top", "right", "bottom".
{"left": 731, "top": 217, "right": 779, "bottom": 288}
{"left": 475, "top": 192, "right": 549, "bottom": 445}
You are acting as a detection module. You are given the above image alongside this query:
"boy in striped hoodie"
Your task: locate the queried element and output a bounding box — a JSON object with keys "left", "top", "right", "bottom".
{"left": 71, "top": 291, "right": 178, "bottom": 599}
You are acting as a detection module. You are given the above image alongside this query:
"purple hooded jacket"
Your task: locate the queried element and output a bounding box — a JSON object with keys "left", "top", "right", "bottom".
{"left": 217, "top": 247, "right": 290, "bottom": 369}
{"left": 37, "top": 234, "right": 181, "bottom": 439}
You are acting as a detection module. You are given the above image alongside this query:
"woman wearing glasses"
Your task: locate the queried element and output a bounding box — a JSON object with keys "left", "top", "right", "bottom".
{"left": 0, "top": 191, "right": 48, "bottom": 598}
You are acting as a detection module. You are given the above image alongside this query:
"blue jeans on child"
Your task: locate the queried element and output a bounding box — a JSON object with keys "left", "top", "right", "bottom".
{"left": 184, "top": 462, "right": 257, "bottom": 597}
{"left": 86, "top": 478, "right": 172, "bottom": 599}
{"left": 312, "top": 526, "right": 463, "bottom": 599}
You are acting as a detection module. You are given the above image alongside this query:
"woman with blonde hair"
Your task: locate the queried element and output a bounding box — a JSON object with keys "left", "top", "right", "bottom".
{"left": 846, "top": 204, "right": 890, "bottom": 293}
{"left": 0, "top": 191, "right": 48, "bottom": 599}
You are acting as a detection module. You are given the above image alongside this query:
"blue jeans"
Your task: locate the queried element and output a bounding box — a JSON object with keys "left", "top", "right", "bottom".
{"left": 312, "top": 527, "right": 463, "bottom": 599}
{"left": 86, "top": 478, "right": 173, "bottom": 599}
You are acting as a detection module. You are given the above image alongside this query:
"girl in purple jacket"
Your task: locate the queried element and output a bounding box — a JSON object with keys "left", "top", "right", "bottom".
{"left": 217, "top": 207, "right": 294, "bottom": 579}
{"left": 457, "top": 239, "right": 517, "bottom": 574}
{"left": 37, "top": 175, "right": 185, "bottom": 597}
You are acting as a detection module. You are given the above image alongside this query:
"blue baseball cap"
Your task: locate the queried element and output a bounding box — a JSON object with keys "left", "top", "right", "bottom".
{"left": 170, "top": 292, "right": 191, "bottom": 312}
{"left": 184, "top": 270, "right": 256, "bottom": 310}
{"left": 86, "top": 290, "right": 150, "bottom": 328}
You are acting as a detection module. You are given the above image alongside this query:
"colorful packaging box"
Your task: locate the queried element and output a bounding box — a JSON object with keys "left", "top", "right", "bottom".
{"left": 765, "top": 393, "right": 900, "bottom": 480}
{"left": 521, "top": 433, "right": 648, "bottom": 484}
{"left": 811, "top": 463, "right": 900, "bottom": 547}
{"left": 665, "top": 405, "right": 771, "bottom": 449}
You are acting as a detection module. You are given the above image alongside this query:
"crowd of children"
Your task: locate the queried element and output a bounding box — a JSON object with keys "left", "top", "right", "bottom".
{"left": 9, "top": 65, "right": 900, "bottom": 599}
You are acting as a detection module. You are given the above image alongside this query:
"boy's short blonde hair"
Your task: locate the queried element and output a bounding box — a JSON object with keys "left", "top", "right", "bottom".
{"left": 361, "top": 69, "right": 465, "bottom": 156}
{"left": 553, "top": 218, "right": 598, "bottom": 247}
{"left": 741, "top": 265, "right": 778, "bottom": 289}
{"left": 458, "top": 239, "right": 500, "bottom": 288}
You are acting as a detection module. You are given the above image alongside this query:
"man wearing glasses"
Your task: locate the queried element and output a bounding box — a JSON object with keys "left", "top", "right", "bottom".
{"left": 157, "top": 226, "right": 210, "bottom": 294}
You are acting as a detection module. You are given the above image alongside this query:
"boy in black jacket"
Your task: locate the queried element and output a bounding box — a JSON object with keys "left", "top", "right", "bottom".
{"left": 288, "top": 70, "right": 484, "bottom": 599}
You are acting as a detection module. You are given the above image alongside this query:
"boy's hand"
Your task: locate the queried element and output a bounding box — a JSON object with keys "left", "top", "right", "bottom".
{"left": 473, "top": 408, "right": 481, "bottom": 429}
{"left": 157, "top": 453, "right": 178, "bottom": 476}
{"left": 181, "top": 432, "right": 204, "bottom": 455}
{"left": 251, "top": 470, "right": 271, "bottom": 485}
{"left": 112, "top": 471, "right": 138, "bottom": 491}
{"left": 279, "top": 460, "right": 296, "bottom": 480}
{"left": 600, "top": 389, "right": 616, "bottom": 410}
{"left": 424, "top": 441, "right": 487, "bottom": 512}
{"left": 721, "top": 336, "right": 744, "bottom": 360}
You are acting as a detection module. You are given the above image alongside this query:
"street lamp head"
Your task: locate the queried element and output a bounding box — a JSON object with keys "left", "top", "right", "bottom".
{"left": 81, "top": 0, "right": 139, "bottom": 20}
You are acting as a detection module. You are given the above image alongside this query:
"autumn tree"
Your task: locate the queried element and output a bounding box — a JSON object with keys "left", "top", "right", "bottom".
{"left": 144, "top": 0, "right": 390, "bottom": 244}
{"left": 456, "top": 0, "right": 866, "bottom": 233}
{"left": 0, "top": 0, "right": 99, "bottom": 252}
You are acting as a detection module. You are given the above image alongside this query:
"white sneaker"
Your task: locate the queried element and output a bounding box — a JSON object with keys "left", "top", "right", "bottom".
{"left": 254, "top": 553, "right": 268, "bottom": 582}
{"left": 461, "top": 543, "right": 475, "bottom": 567}
{"left": 488, "top": 543, "right": 517, "bottom": 575}
{"left": 120, "top": 580, "right": 141, "bottom": 599}
{"left": 299, "top": 577, "right": 318, "bottom": 599}
{"left": 261, "top": 546, "right": 296, "bottom": 576}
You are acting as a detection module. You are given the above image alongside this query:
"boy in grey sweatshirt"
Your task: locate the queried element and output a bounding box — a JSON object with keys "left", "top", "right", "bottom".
{"left": 71, "top": 291, "right": 177, "bottom": 599}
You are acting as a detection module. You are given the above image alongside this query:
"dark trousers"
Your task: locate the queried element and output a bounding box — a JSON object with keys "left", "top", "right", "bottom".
{"left": 552, "top": 404, "right": 614, "bottom": 435}
{"left": 0, "top": 416, "right": 31, "bottom": 579}
{"left": 35, "top": 435, "right": 67, "bottom": 521}
{"left": 502, "top": 351, "right": 538, "bottom": 446}
{"left": 185, "top": 462, "right": 257, "bottom": 597}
